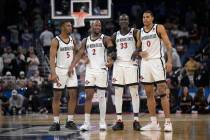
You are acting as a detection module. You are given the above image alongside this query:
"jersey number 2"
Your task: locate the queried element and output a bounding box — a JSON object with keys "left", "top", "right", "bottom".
{"left": 92, "top": 49, "right": 96, "bottom": 55}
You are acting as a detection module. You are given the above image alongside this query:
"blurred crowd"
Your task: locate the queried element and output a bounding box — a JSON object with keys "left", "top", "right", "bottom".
{"left": 0, "top": 0, "right": 209, "bottom": 115}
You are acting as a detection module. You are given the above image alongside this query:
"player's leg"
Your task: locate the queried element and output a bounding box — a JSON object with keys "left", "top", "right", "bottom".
{"left": 125, "top": 66, "right": 141, "bottom": 131}
{"left": 80, "top": 69, "right": 95, "bottom": 131}
{"left": 49, "top": 67, "right": 68, "bottom": 131}
{"left": 156, "top": 82, "right": 172, "bottom": 132}
{"left": 112, "top": 64, "right": 124, "bottom": 131}
{"left": 96, "top": 69, "right": 108, "bottom": 130}
{"left": 140, "top": 60, "right": 160, "bottom": 131}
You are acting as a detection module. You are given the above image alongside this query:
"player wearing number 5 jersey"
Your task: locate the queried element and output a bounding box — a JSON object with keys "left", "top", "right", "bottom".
{"left": 111, "top": 14, "right": 141, "bottom": 131}
{"left": 69, "top": 20, "right": 114, "bottom": 131}
{"left": 49, "top": 20, "right": 78, "bottom": 131}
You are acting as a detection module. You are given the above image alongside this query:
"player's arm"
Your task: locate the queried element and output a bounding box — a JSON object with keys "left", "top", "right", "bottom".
{"left": 157, "top": 24, "right": 173, "bottom": 72}
{"left": 68, "top": 38, "right": 86, "bottom": 76}
{"left": 49, "top": 38, "right": 59, "bottom": 81}
{"left": 108, "top": 33, "right": 117, "bottom": 60}
{"left": 131, "top": 29, "right": 142, "bottom": 60}
{"left": 103, "top": 36, "right": 115, "bottom": 68}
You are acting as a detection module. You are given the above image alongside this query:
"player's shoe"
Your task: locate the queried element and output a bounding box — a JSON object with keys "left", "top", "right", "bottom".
{"left": 164, "top": 122, "right": 173, "bottom": 132}
{"left": 112, "top": 120, "right": 124, "bottom": 131}
{"left": 140, "top": 122, "right": 161, "bottom": 131}
{"left": 49, "top": 122, "right": 60, "bottom": 131}
{"left": 80, "top": 122, "right": 90, "bottom": 131}
{"left": 65, "top": 121, "right": 78, "bottom": 130}
{"left": 133, "top": 120, "right": 141, "bottom": 131}
{"left": 99, "top": 122, "right": 107, "bottom": 131}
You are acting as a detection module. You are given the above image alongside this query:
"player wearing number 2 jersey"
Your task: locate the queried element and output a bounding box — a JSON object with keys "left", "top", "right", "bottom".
{"left": 49, "top": 20, "right": 78, "bottom": 131}
{"left": 69, "top": 20, "right": 114, "bottom": 131}
{"left": 111, "top": 14, "right": 141, "bottom": 131}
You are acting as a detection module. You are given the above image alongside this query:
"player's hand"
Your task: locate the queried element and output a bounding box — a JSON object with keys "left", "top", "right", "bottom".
{"left": 139, "top": 51, "right": 148, "bottom": 58}
{"left": 83, "top": 55, "right": 89, "bottom": 64}
{"left": 106, "top": 56, "right": 113, "bottom": 68}
{"left": 68, "top": 66, "right": 74, "bottom": 77}
{"left": 165, "top": 62, "right": 172, "bottom": 73}
{"left": 131, "top": 51, "right": 139, "bottom": 61}
{"left": 48, "top": 73, "right": 58, "bottom": 82}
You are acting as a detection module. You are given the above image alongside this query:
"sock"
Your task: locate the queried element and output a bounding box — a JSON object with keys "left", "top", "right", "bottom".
{"left": 53, "top": 116, "right": 60, "bottom": 123}
{"left": 165, "top": 118, "right": 171, "bottom": 123}
{"left": 115, "top": 87, "right": 123, "bottom": 121}
{"left": 129, "top": 85, "right": 140, "bottom": 121}
{"left": 85, "top": 113, "right": 90, "bottom": 124}
{"left": 97, "top": 89, "right": 106, "bottom": 123}
{"left": 150, "top": 116, "right": 157, "bottom": 124}
{"left": 67, "top": 115, "right": 73, "bottom": 122}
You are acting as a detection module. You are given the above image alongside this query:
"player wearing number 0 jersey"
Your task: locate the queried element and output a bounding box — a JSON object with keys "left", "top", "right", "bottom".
{"left": 111, "top": 14, "right": 141, "bottom": 131}
{"left": 69, "top": 20, "right": 114, "bottom": 131}
{"left": 138, "top": 10, "right": 173, "bottom": 132}
{"left": 49, "top": 20, "right": 78, "bottom": 131}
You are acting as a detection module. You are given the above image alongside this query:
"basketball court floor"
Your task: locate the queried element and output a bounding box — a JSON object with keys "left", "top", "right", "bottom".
{"left": 0, "top": 113, "right": 209, "bottom": 140}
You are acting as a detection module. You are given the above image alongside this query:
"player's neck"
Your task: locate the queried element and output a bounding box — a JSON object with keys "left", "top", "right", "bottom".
{"left": 91, "top": 33, "right": 101, "bottom": 39}
{"left": 144, "top": 23, "right": 154, "bottom": 31}
{"left": 120, "top": 27, "right": 130, "bottom": 35}
{"left": 60, "top": 32, "right": 69, "bottom": 39}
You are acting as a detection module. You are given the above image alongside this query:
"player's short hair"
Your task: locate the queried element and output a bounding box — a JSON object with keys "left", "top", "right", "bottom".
{"left": 60, "top": 20, "right": 71, "bottom": 27}
{"left": 119, "top": 13, "right": 129, "bottom": 19}
{"left": 143, "top": 10, "right": 154, "bottom": 17}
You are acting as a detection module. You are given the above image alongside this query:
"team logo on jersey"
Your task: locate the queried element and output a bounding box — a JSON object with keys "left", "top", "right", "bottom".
{"left": 112, "top": 78, "right": 117, "bottom": 83}
{"left": 85, "top": 80, "right": 90, "bottom": 85}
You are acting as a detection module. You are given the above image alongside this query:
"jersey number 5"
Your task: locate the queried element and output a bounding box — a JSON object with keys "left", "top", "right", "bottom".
{"left": 66, "top": 52, "right": 70, "bottom": 58}
{"left": 120, "top": 42, "right": 128, "bottom": 49}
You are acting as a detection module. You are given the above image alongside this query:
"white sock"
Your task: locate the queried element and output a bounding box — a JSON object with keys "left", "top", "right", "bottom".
{"left": 53, "top": 116, "right": 60, "bottom": 123}
{"left": 150, "top": 116, "right": 157, "bottom": 124}
{"left": 115, "top": 87, "right": 123, "bottom": 121}
{"left": 85, "top": 113, "right": 90, "bottom": 124}
{"left": 67, "top": 115, "right": 73, "bottom": 122}
{"left": 97, "top": 89, "right": 106, "bottom": 123}
{"left": 165, "top": 118, "right": 171, "bottom": 123}
{"left": 129, "top": 85, "right": 140, "bottom": 120}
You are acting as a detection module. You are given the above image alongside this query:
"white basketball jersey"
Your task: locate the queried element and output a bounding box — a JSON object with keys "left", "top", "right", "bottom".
{"left": 115, "top": 28, "right": 136, "bottom": 65}
{"left": 141, "top": 24, "right": 164, "bottom": 59}
{"left": 86, "top": 34, "right": 107, "bottom": 69}
{"left": 55, "top": 36, "right": 74, "bottom": 69}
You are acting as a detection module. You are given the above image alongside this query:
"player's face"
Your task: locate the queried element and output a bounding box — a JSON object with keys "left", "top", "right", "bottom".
{"left": 143, "top": 13, "right": 154, "bottom": 26}
{"left": 119, "top": 15, "right": 129, "bottom": 28}
{"left": 62, "top": 22, "right": 72, "bottom": 34}
{"left": 92, "top": 20, "right": 101, "bottom": 34}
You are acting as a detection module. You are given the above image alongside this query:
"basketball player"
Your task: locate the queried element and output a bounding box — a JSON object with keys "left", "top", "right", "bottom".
{"left": 139, "top": 10, "right": 173, "bottom": 132}
{"left": 68, "top": 20, "right": 114, "bottom": 131}
{"left": 111, "top": 14, "right": 141, "bottom": 131}
{"left": 49, "top": 20, "right": 78, "bottom": 131}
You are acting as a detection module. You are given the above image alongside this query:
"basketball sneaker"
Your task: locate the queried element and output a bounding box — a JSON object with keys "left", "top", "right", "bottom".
{"left": 65, "top": 121, "right": 78, "bottom": 130}
{"left": 49, "top": 122, "right": 60, "bottom": 131}
{"left": 80, "top": 122, "right": 90, "bottom": 131}
{"left": 140, "top": 122, "right": 161, "bottom": 131}
{"left": 164, "top": 122, "right": 173, "bottom": 132}
{"left": 99, "top": 122, "right": 107, "bottom": 131}
{"left": 112, "top": 120, "right": 124, "bottom": 131}
{"left": 133, "top": 120, "right": 141, "bottom": 131}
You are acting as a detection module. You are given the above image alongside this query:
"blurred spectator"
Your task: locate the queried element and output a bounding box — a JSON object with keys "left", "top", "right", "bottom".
{"left": 26, "top": 52, "right": 40, "bottom": 77}
{"left": 71, "top": 28, "right": 81, "bottom": 46}
{"left": 21, "top": 29, "right": 33, "bottom": 49}
{"left": 0, "top": 53, "right": 3, "bottom": 76}
{"left": 9, "top": 89, "right": 26, "bottom": 115}
{"left": 7, "top": 25, "right": 19, "bottom": 50}
{"left": 0, "top": 36, "right": 9, "bottom": 49}
{"left": 180, "top": 69, "right": 190, "bottom": 87}
{"left": 11, "top": 50, "right": 26, "bottom": 77}
{"left": 30, "top": 70, "right": 44, "bottom": 87}
{"left": 39, "top": 26, "right": 54, "bottom": 56}
{"left": 2, "top": 47, "right": 15, "bottom": 75}
{"left": 194, "top": 63, "right": 209, "bottom": 88}
{"left": 1, "top": 71, "right": 16, "bottom": 90}
{"left": 33, "top": 14, "right": 44, "bottom": 38}
{"left": 192, "top": 87, "right": 209, "bottom": 114}
{"left": 16, "top": 71, "right": 28, "bottom": 89}
{"left": 179, "top": 86, "right": 193, "bottom": 114}
{"left": 172, "top": 48, "right": 182, "bottom": 70}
